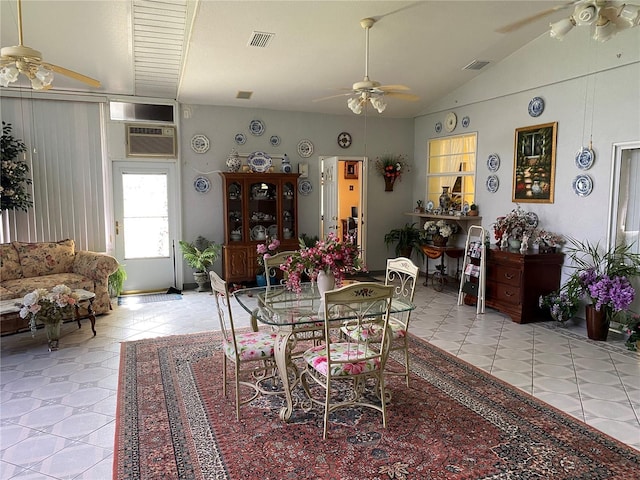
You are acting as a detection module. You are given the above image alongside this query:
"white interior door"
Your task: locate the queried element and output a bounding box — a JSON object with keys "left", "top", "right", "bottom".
{"left": 112, "top": 161, "right": 180, "bottom": 293}
{"left": 321, "top": 157, "right": 339, "bottom": 239}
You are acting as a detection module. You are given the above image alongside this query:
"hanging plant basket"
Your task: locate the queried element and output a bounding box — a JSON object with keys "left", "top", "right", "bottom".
{"left": 384, "top": 176, "right": 396, "bottom": 191}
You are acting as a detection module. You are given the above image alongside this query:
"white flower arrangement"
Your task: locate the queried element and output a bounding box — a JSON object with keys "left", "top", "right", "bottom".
{"left": 423, "top": 220, "right": 454, "bottom": 238}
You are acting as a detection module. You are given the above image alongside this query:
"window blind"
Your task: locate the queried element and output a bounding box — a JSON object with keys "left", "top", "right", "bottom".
{"left": 0, "top": 96, "right": 106, "bottom": 251}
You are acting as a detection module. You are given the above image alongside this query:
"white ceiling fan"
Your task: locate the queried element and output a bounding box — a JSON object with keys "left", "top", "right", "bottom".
{"left": 0, "top": 0, "right": 101, "bottom": 90}
{"left": 497, "top": 1, "right": 640, "bottom": 42}
{"left": 314, "top": 17, "right": 419, "bottom": 114}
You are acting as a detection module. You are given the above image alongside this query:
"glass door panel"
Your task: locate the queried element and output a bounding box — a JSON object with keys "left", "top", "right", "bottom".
{"left": 249, "top": 181, "right": 277, "bottom": 241}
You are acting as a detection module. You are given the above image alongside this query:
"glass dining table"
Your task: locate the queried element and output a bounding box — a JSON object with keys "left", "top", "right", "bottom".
{"left": 233, "top": 282, "right": 415, "bottom": 421}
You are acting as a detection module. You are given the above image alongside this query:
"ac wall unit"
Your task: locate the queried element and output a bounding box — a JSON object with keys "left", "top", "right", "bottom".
{"left": 126, "top": 124, "right": 177, "bottom": 158}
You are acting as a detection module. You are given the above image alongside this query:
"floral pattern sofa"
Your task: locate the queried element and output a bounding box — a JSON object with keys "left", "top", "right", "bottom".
{"left": 0, "top": 239, "right": 119, "bottom": 320}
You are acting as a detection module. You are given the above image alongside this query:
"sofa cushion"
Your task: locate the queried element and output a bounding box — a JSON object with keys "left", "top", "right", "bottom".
{"left": 0, "top": 243, "right": 22, "bottom": 281}
{"left": 13, "top": 239, "right": 76, "bottom": 278}
{"left": 2, "top": 273, "right": 93, "bottom": 301}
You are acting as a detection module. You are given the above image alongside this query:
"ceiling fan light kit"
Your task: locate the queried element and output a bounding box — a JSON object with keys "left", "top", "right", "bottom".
{"left": 1, "top": 0, "right": 100, "bottom": 90}
{"left": 548, "top": 1, "right": 640, "bottom": 42}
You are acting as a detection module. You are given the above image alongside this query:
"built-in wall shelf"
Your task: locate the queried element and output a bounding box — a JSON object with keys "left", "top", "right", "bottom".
{"left": 405, "top": 212, "right": 482, "bottom": 234}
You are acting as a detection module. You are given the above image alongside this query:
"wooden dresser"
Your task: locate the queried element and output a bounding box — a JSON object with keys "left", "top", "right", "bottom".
{"left": 485, "top": 246, "right": 564, "bottom": 324}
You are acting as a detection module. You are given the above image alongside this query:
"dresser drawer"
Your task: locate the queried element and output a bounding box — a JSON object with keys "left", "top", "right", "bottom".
{"left": 488, "top": 283, "right": 521, "bottom": 307}
{"left": 488, "top": 265, "right": 522, "bottom": 286}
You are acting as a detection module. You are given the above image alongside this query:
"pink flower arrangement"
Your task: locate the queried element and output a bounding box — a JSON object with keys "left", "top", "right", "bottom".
{"left": 281, "top": 232, "right": 366, "bottom": 293}
{"left": 256, "top": 237, "right": 280, "bottom": 275}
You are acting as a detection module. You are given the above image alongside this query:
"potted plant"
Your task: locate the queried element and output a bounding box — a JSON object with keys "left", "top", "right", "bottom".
{"left": 564, "top": 238, "right": 640, "bottom": 341}
{"left": 108, "top": 264, "right": 127, "bottom": 297}
{"left": 384, "top": 223, "right": 424, "bottom": 259}
{"left": 618, "top": 311, "right": 640, "bottom": 351}
{"left": 468, "top": 203, "right": 478, "bottom": 216}
{"left": 1, "top": 122, "right": 33, "bottom": 212}
{"left": 415, "top": 200, "right": 425, "bottom": 213}
{"left": 422, "top": 220, "right": 454, "bottom": 247}
{"left": 375, "top": 154, "right": 409, "bottom": 191}
{"left": 178, "top": 236, "right": 221, "bottom": 292}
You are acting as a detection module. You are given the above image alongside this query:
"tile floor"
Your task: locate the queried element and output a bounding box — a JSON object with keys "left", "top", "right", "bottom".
{"left": 1, "top": 281, "right": 639, "bottom": 479}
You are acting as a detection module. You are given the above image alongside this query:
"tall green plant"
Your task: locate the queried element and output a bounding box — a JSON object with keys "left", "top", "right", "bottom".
{"left": 384, "top": 223, "right": 424, "bottom": 259}
{"left": 1, "top": 122, "right": 32, "bottom": 212}
{"left": 179, "top": 236, "right": 220, "bottom": 273}
{"left": 108, "top": 264, "right": 127, "bottom": 297}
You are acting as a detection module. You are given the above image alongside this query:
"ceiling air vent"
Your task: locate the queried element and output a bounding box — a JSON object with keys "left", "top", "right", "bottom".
{"left": 236, "top": 91, "right": 253, "bottom": 100}
{"left": 463, "top": 60, "right": 490, "bottom": 71}
{"left": 248, "top": 31, "right": 275, "bottom": 48}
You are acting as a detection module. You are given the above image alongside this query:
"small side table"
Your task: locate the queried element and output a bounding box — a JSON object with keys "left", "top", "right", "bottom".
{"left": 74, "top": 289, "right": 97, "bottom": 336}
{"left": 420, "top": 245, "right": 465, "bottom": 291}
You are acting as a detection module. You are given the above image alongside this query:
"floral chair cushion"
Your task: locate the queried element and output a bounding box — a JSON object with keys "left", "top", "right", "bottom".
{"left": 340, "top": 319, "right": 406, "bottom": 343}
{"left": 223, "top": 331, "right": 276, "bottom": 362}
{"left": 13, "top": 239, "right": 76, "bottom": 278}
{"left": 303, "top": 343, "right": 381, "bottom": 377}
{"left": 0, "top": 243, "right": 22, "bottom": 281}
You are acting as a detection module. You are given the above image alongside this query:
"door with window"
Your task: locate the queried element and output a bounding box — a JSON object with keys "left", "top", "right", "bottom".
{"left": 112, "top": 162, "right": 180, "bottom": 293}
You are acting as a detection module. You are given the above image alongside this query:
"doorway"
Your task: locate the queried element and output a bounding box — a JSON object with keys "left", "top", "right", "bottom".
{"left": 320, "top": 156, "right": 368, "bottom": 265}
{"left": 112, "top": 161, "right": 181, "bottom": 293}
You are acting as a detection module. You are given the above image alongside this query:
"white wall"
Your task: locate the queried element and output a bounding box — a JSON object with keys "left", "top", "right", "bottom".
{"left": 178, "top": 105, "right": 414, "bottom": 278}
{"left": 412, "top": 27, "right": 640, "bottom": 282}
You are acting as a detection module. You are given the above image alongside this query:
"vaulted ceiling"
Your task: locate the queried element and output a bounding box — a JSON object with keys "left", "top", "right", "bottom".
{"left": 0, "top": 1, "right": 600, "bottom": 118}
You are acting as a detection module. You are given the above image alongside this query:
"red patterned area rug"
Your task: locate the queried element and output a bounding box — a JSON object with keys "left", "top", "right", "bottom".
{"left": 114, "top": 332, "right": 639, "bottom": 479}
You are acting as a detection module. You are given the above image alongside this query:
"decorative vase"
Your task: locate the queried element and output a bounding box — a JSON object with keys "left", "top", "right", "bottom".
{"left": 45, "top": 320, "right": 62, "bottom": 351}
{"left": 432, "top": 234, "right": 448, "bottom": 247}
{"left": 508, "top": 238, "right": 522, "bottom": 250}
{"left": 317, "top": 270, "right": 336, "bottom": 296}
{"left": 439, "top": 186, "right": 451, "bottom": 210}
{"left": 280, "top": 153, "right": 292, "bottom": 173}
{"left": 384, "top": 176, "right": 396, "bottom": 192}
{"left": 226, "top": 149, "right": 241, "bottom": 172}
{"left": 585, "top": 304, "right": 609, "bottom": 341}
{"left": 193, "top": 272, "right": 210, "bottom": 292}
{"left": 256, "top": 273, "right": 267, "bottom": 287}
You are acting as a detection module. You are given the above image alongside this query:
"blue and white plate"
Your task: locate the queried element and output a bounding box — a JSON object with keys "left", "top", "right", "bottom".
{"left": 269, "top": 135, "right": 280, "bottom": 146}
{"left": 426, "top": 200, "right": 434, "bottom": 211}
{"left": 249, "top": 119, "right": 265, "bottom": 136}
{"left": 193, "top": 176, "right": 211, "bottom": 194}
{"left": 575, "top": 147, "right": 595, "bottom": 170}
{"left": 487, "top": 153, "right": 500, "bottom": 172}
{"left": 298, "top": 179, "right": 313, "bottom": 195}
{"left": 435, "top": 122, "right": 442, "bottom": 133}
{"left": 486, "top": 175, "right": 499, "bottom": 193}
{"left": 234, "top": 133, "right": 246, "bottom": 145}
{"left": 573, "top": 174, "right": 593, "bottom": 197}
{"left": 247, "top": 151, "right": 272, "bottom": 173}
{"left": 461, "top": 116, "right": 470, "bottom": 128}
{"left": 528, "top": 97, "right": 545, "bottom": 117}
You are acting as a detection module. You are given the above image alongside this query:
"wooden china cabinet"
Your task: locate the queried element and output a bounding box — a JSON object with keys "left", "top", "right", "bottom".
{"left": 219, "top": 172, "right": 300, "bottom": 283}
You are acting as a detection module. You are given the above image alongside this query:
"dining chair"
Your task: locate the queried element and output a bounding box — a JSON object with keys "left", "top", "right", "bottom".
{"left": 300, "top": 282, "right": 394, "bottom": 439}
{"left": 210, "top": 271, "right": 278, "bottom": 420}
{"left": 263, "top": 250, "right": 295, "bottom": 287}
{"left": 341, "top": 257, "right": 419, "bottom": 386}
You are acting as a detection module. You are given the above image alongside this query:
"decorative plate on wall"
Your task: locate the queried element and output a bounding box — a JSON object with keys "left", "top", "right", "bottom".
{"left": 528, "top": 97, "right": 545, "bottom": 117}
{"left": 249, "top": 119, "right": 265, "bottom": 136}
{"left": 193, "top": 176, "right": 211, "bottom": 193}
{"left": 487, "top": 153, "right": 501, "bottom": 172}
{"left": 297, "top": 139, "right": 314, "bottom": 158}
{"left": 234, "top": 133, "right": 246, "bottom": 145}
{"left": 445, "top": 112, "right": 457, "bottom": 132}
{"left": 575, "top": 146, "right": 595, "bottom": 170}
{"left": 270, "top": 135, "right": 281, "bottom": 146}
{"left": 298, "top": 179, "right": 313, "bottom": 195}
{"left": 337, "top": 132, "right": 352, "bottom": 148}
{"left": 573, "top": 174, "right": 593, "bottom": 197}
{"left": 461, "top": 116, "right": 470, "bottom": 128}
{"left": 486, "top": 175, "right": 499, "bottom": 193}
{"left": 190, "top": 134, "right": 210, "bottom": 154}
{"left": 435, "top": 122, "right": 442, "bottom": 133}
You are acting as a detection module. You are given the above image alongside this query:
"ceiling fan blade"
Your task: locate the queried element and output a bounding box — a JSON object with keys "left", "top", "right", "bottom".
{"left": 313, "top": 92, "right": 352, "bottom": 102}
{"left": 496, "top": 1, "right": 579, "bottom": 33}
{"left": 378, "top": 84, "right": 410, "bottom": 91}
{"left": 385, "top": 92, "right": 420, "bottom": 102}
{"left": 43, "top": 62, "right": 101, "bottom": 88}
